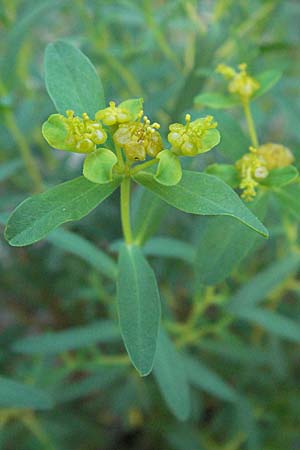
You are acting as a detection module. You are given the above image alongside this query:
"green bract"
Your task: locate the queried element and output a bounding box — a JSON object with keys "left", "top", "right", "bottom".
{"left": 83, "top": 148, "right": 118, "bottom": 184}
{"left": 154, "top": 150, "right": 182, "bottom": 186}
{"left": 42, "top": 114, "right": 70, "bottom": 151}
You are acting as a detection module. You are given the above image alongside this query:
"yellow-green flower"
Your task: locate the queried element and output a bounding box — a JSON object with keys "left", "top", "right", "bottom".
{"left": 256, "top": 142, "right": 294, "bottom": 170}
{"left": 216, "top": 63, "right": 260, "bottom": 101}
{"left": 95, "top": 101, "right": 132, "bottom": 126}
{"left": 168, "top": 114, "right": 219, "bottom": 156}
{"left": 235, "top": 147, "right": 268, "bottom": 201}
{"left": 42, "top": 110, "right": 107, "bottom": 154}
{"left": 113, "top": 115, "right": 163, "bottom": 161}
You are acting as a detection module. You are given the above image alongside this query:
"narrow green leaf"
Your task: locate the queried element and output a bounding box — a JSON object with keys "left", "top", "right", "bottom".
{"left": 143, "top": 237, "right": 195, "bottom": 263}
{"left": 45, "top": 40, "right": 105, "bottom": 116}
{"left": 274, "top": 184, "right": 300, "bottom": 221}
{"left": 205, "top": 163, "right": 239, "bottom": 187}
{"left": 52, "top": 369, "right": 124, "bottom": 404}
{"left": 254, "top": 69, "right": 282, "bottom": 98}
{"left": 227, "top": 254, "right": 300, "bottom": 312}
{"left": 234, "top": 308, "right": 300, "bottom": 343}
{"left": 13, "top": 320, "right": 120, "bottom": 355}
{"left": 153, "top": 329, "right": 190, "bottom": 421}
{"left": 134, "top": 170, "right": 268, "bottom": 237}
{"left": 184, "top": 354, "right": 238, "bottom": 403}
{"left": 133, "top": 186, "right": 167, "bottom": 245}
{"left": 0, "top": 159, "right": 22, "bottom": 182}
{"left": 83, "top": 148, "right": 118, "bottom": 184}
{"left": 0, "top": 376, "right": 53, "bottom": 410}
{"left": 5, "top": 176, "right": 121, "bottom": 246}
{"left": 261, "top": 165, "right": 298, "bottom": 187}
{"left": 154, "top": 150, "right": 182, "bottom": 186}
{"left": 194, "top": 92, "right": 239, "bottom": 109}
{"left": 117, "top": 244, "right": 161, "bottom": 376}
{"left": 48, "top": 229, "right": 117, "bottom": 280}
{"left": 194, "top": 194, "right": 267, "bottom": 285}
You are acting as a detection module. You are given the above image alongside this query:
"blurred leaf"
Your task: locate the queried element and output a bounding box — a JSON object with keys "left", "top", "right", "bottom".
{"left": 117, "top": 244, "right": 161, "bottom": 376}
{"left": 134, "top": 170, "right": 268, "bottom": 237}
{"left": 274, "top": 184, "right": 300, "bottom": 221}
{"left": 227, "top": 253, "right": 300, "bottom": 312}
{"left": 234, "top": 308, "right": 300, "bottom": 343}
{"left": 254, "top": 69, "right": 282, "bottom": 98}
{"left": 194, "top": 92, "right": 239, "bottom": 109}
{"left": 5, "top": 176, "right": 121, "bottom": 246}
{"left": 0, "top": 158, "right": 22, "bottom": 182}
{"left": 52, "top": 369, "right": 124, "bottom": 404}
{"left": 48, "top": 228, "right": 117, "bottom": 280}
{"left": 45, "top": 40, "right": 105, "bottom": 116}
{"left": 13, "top": 320, "right": 120, "bottom": 354}
{"left": 261, "top": 166, "right": 298, "bottom": 187}
{"left": 0, "top": 376, "right": 53, "bottom": 410}
{"left": 143, "top": 237, "right": 195, "bottom": 263}
{"left": 153, "top": 329, "right": 190, "bottom": 421}
{"left": 194, "top": 194, "right": 267, "bottom": 285}
{"left": 205, "top": 163, "right": 239, "bottom": 187}
{"left": 213, "top": 110, "right": 249, "bottom": 161}
{"left": 165, "top": 424, "right": 204, "bottom": 450}
{"left": 184, "top": 354, "right": 238, "bottom": 403}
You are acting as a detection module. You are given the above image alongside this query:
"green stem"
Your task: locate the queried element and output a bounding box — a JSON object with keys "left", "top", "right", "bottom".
{"left": 120, "top": 177, "right": 133, "bottom": 245}
{"left": 242, "top": 99, "right": 259, "bottom": 148}
{"left": 130, "top": 158, "right": 158, "bottom": 176}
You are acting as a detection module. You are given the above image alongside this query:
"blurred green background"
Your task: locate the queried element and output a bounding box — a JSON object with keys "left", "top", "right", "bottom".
{"left": 1, "top": 1, "right": 300, "bottom": 449}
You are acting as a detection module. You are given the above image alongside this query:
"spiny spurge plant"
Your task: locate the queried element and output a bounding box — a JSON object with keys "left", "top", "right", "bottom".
{"left": 5, "top": 42, "right": 269, "bottom": 381}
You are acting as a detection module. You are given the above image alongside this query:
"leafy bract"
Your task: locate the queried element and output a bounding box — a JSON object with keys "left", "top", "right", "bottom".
{"left": 119, "top": 98, "right": 144, "bottom": 120}
{"left": 45, "top": 40, "right": 105, "bottom": 116}
{"left": 5, "top": 176, "right": 121, "bottom": 246}
{"left": 83, "top": 148, "right": 118, "bottom": 184}
{"left": 154, "top": 150, "right": 182, "bottom": 186}
{"left": 117, "top": 244, "right": 161, "bottom": 376}
{"left": 134, "top": 170, "right": 268, "bottom": 237}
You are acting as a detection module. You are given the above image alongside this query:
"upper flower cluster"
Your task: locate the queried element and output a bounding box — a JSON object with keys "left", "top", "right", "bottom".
{"left": 168, "top": 114, "right": 218, "bottom": 156}
{"left": 42, "top": 98, "right": 220, "bottom": 185}
{"left": 216, "top": 63, "right": 260, "bottom": 101}
{"left": 236, "top": 143, "right": 295, "bottom": 201}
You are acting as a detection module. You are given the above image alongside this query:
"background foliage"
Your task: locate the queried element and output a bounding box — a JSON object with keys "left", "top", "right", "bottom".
{"left": 1, "top": 1, "right": 300, "bottom": 449}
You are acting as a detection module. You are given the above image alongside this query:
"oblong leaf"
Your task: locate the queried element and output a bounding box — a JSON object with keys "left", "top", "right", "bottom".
{"left": 254, "top": 69, "right": 282, "bottom": 98}
{"left": 261, "top": 165, "right": 298, "bottom": 187}
{"left": 13, "top": 320, "right": 120, "bottom": 355}
{"left": 45, "top": 40, "right": 105, "bottom": 116}
{"left": 154, "top": 150, "right": 182, "bottom": 186}
{"left": 83, "top": 148, "right": 118, "bottom": 184}
{"left": 5, "top": 176, "right": 121, "bottom": 246}
{"left": 227, "top": 254, "right": 300, "bottom": 312}
{"left": 184, "top": 354, "right": 238, "bottom": 403}
{"left": 153, "top": 329, "right": 191, "bottom": 421}
{"left": 134, "top": 170, "right": 268, "bottom": 237}
{"left": 194, "top": 194, "right": 267, "bottom": 285}
{"left": 48, "top": 229, "right": 117, "bottom": 280}
{"left": 0, "top": 376, "right": 53, "bottom": 410}
{"left": 117, "top": 244, "right": 161, "bottom": 376}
